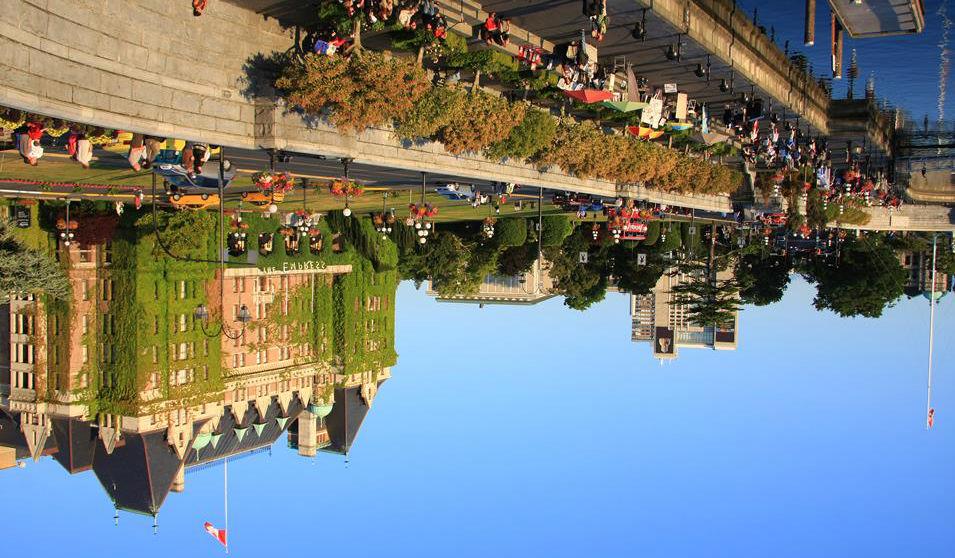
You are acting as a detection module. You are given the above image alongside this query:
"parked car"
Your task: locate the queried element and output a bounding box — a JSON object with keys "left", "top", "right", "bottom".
{"left": 170, "top": 192, "right": 219, "bottom": 210}
{"left": 435, "top": 183, "right": 476, "bottom": 201}
{"left": 240, "top": 190, "right": 285, "bottom": 206}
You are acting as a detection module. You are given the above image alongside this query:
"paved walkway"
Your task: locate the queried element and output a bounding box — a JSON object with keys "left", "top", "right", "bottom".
{"left": 840, "top": 205, "right": 955, "bottom": 232}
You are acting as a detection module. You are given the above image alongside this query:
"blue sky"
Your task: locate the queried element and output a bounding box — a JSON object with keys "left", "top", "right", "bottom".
{"left": 735, "top": 0, "right": 954, "bottom": 123}
{"left": 3, "top": 277, "right": 953, "bottom": 557}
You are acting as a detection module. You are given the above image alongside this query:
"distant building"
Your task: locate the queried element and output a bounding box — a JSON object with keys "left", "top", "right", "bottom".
{"left": 630, "top": 268, "right": 739, "bottom": 360}
{"left": 427, "top": 256, "right": 556, "bottom": 307}
{"left": 898, "top": 250, "right": 952, "bottom": 300}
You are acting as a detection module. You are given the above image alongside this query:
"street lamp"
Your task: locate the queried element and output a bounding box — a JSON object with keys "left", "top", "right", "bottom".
{"left": 195, "top": 303, "right": 251, "bottom": 340}
{"left": 59, "top": 198, "right": 75, "bottom": 247}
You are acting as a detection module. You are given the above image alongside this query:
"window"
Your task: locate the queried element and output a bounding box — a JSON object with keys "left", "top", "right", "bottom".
{"left": 203, "top": 339, "right": 209, "bottom": 356}
{"left": 179, "top": 314, "right": 187, "bottom": 333}
{"left": 152, "top": 346, "right": 158, "bottom": 364}
{"left": 233, "top": 277, "right": 241, "bottom": 293}
{"left": 178, "top": 343, "right": 188, "bottom": 361}
{"left": 82, "top": 345, "right": 88, "bottom": 364}
{"left": 179, "top": 280, "right": 187, "bottom": 300}
{"left": 102, "top": 279, "right": 113, "bottom": 301}
{"left": 154, "top": 281, "right": 160, "bottom": 300}
{"left": 82, "top": 315, "right": 89, "bottom": 334}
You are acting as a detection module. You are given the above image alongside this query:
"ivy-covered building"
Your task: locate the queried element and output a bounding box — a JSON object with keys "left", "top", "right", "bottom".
{"left": 1, "top": 205, "right": 399, "bottom": 514}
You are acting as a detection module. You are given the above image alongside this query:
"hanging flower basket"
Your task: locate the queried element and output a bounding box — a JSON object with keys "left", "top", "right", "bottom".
{"left": 329, "top": 179, "right": 363, "bottom": 198}
{"left": 253, "top": 171, "right": 295, "bottom": 194}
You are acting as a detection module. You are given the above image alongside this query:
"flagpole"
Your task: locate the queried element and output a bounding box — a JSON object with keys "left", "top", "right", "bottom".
{"left": 224, "top": 457, "right": 229, "bottom": 554}
{"left": 926, "top": 234, "right": 938, "bottom": 430}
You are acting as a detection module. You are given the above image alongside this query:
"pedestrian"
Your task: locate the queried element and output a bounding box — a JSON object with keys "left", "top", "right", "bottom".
{"left": 143, "top": 136, "right": 163, "bottom": 169}
{"left": 193, "top": 0, "right": 207, "bottom": 16}
{"left": 74, "top": 134, "right": 93, "bottom": 169}
{"left": 127, "top": 133, "right": 147, "bottom": 171}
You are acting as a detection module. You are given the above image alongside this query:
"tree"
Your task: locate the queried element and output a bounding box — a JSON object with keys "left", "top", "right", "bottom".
{"left": 611, "top": 245, "right": 666, "bottom": 295}
{"left": 736, "top": 253, "right": 792, "bottom": 306}
{"left": 669, "top": 264, "right": 740, "bottom": 327}
{"left": 544, "top": 228, "right": 610, "bottom": 310}
{"left": 803, "top": 235, "right": 907, "bottom": 318}
{"left": 276, "top": 52, "right": 430, "bottom": 133}
{"left": 136, "top": 209, "right": 215, "bottom": 260}
{"left": 485, "top": 109, "right": 557, "bottom": 161}
{"left": 497, "top": 242, "right": 539, "bottom": 276}
{"left": 437, "top": 88, "right": 525, "bottom": 155}
{"left": 424, "top": 233, "right": 478, "bottom": 297}
{"left": 0, "top": 220, "right": 70, "bottom": 301}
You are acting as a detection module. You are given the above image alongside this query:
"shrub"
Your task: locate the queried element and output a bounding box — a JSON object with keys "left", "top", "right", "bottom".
{"left": 495, "top": 217, "right": 528, "bottom": 247}
{"left": 539, "top": 215, "right": 574, "bottom": 247}
{"left": 276, "top": 51, "right": 430, "bottom": 133}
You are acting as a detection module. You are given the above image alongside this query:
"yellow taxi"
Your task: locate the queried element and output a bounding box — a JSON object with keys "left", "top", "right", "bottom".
{"left": 170, "top": 192, "right": 219, "bottom": 210}
{"left": 240, "top": 190, "right": 285, "bottom": 206}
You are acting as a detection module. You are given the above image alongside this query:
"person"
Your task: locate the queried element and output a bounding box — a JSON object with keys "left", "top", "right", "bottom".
{"left": 127, "top": 133, "right": 147, "bottom": 171}
{"left": 590, "top": 0, "right": 608, "bottom": 42}
{"left": 16, "top": 122, "right": 43, "bottom": 166}
{"left": 192, "top": 0, "right": 207, "bottom": 16}
{"left": 493, "top": 18, "right": 510, "bottom": 46}
{"left": 74, "top": 134, "right": 93, "bottom": 169}
{"left": 481, "top": 12, "right": 499, "bottom": 44}
{"left": 143, "top": 136, "right": 163, "bottom": 169}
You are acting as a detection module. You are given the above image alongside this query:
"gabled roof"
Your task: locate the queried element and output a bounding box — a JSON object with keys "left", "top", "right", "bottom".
{"left": 92, "top": 429, "right": 186, "bottom": 516}
{"left": 51, "top": 418, "right": 96, "bottom": 474}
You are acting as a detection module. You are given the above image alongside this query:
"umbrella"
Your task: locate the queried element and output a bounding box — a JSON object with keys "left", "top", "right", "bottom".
{"left": 601, "top": 100, "right": 649, "bottom": 113}
{"left": 563, "top": 89, "right": 614, "bottom": 104}
{"left": 667, "top": 121, "right": 693, "bottom": 132}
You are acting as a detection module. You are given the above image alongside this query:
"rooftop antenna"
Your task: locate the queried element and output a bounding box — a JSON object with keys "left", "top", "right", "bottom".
{"left": 926, "top": 234, "right": 939, "bottom": 430}
{"left": 153, "top": 514, "right": 158, "bottom": 536}
{"left": 113, "top": 508, "right": 119, "bottom": 526}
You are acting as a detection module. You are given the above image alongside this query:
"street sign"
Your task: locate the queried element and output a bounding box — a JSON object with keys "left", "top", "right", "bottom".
{"left": 637, "top": 253, "right": 647, "bottom": 266}
{"left": 13, "top": 207, "right": 30, "bottom": 229}
{"left": 664, "top": 83, "right": 678, "bottom": 94}
{"left": 578, "top": 252, "right": 589, "bottom": 264}
{"left": 688, "top": 226, "right": 696, "bottom": 235}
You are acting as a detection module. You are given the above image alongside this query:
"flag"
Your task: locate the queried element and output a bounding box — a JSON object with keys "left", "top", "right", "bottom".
{"left": 928, "top": 408, "right": 935, "bottom": 429}
{"left": 204, "top": 522, "right": 228, "bottom": 548}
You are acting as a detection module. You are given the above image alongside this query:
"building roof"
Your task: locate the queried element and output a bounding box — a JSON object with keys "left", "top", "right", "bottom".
{"left": 184, "top": 396, "right": 304, "bottom": 468}
{"left": 321, "top": 383, "right": 384, "bottom": 455}
{"left": 829, "top": 0, "right": 925, "bottom": 38}
{"left": 51, "top": 418, "right": 96, "bottom": 474}
{"left": 92, "top": 429, "right": 187, "bottom": 516}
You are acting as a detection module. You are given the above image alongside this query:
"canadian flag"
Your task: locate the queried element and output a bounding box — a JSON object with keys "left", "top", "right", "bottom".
{"left": 204, "top": 522, "right": 228, "bottom": 548}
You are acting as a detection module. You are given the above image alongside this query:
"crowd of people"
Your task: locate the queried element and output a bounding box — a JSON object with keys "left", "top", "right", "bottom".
{"left": 722, "top": 100, "right": 905, "bottom": 214}
{"left": 310, "top": 0, "right": 450, "bottom": 56}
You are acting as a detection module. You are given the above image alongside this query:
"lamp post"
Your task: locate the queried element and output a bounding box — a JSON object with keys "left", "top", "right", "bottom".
{"left": 342, "top": 158, "right": 353, "bottom": 217}
{"left": 59, "top": 198, "right": 75, "bottom": 247}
